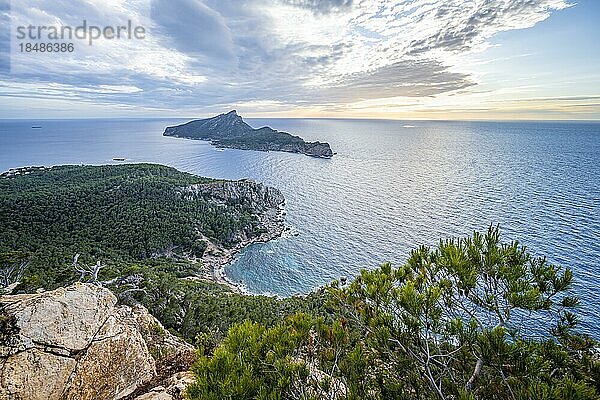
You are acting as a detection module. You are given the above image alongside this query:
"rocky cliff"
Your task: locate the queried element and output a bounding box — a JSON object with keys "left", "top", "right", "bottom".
{"left": 180, "top": 180, "right": 286, "bottom": 288}
{"left": 303, "top": 141, "right": 334, "bottom": 158}
{"left": 164, "top": 110, "right": 334, "bottom": 158}
{"left": 0, "top": 283, "right": 196, "bottom": 400}
{"left": 181, "top": 179, "right": 285, "bottom": 209}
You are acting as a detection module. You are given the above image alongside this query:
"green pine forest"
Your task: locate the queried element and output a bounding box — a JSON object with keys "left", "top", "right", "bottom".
{"left": 1, "top": 164, "right": 598, "bottom": 399}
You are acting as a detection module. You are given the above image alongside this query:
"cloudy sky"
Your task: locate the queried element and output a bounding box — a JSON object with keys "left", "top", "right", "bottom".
{"left": 0, "top": 0, "right": 599, "bottom": 119}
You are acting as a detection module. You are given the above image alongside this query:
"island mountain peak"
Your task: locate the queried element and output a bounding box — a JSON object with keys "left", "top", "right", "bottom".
{"left": 221, "top": 109, "right": 242, "bottom": 121}
{"left": 164, "top": 111, "right": 333, "bottom": 158}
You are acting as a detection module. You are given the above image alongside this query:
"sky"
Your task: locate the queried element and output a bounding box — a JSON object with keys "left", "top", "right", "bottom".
{"left": 0, "top": 0, "right": 598, "bottom": 120}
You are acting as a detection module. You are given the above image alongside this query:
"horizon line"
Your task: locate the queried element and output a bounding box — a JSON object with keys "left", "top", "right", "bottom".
{"left": 1, "top": 116, "right": 600, "bottom": 123}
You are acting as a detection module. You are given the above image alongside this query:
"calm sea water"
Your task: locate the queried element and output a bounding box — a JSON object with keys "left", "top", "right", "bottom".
{"left": 1, "top": 118, "right": 599, "bottom": 335}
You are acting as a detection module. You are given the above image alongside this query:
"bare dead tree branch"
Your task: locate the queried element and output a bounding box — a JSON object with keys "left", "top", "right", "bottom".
{"left": 466, "top": 358, "right": 484, "bottom": 391}
{"left": 72, "top": 254, "right": 106, "bottom": 286}
{"left": 0, "top": 255, "right": 28, "bottom": 288}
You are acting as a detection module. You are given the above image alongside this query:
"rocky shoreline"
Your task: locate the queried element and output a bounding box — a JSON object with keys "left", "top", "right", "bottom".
{"left": 181, "top": 180, "right": 287, "bottom": 294}
{"left": 209, "top": 205, "right": 286, "bottom": 294}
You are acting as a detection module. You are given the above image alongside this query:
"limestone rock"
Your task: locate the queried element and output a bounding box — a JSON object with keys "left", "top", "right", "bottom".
{"left": 134, "top": 372, "right": 195, "bottom": 400}
{"left": 182, "top": 180, "right": 285, "bottom": 210}
{"left": 0, "top": 283, "right": 195, "bottom": 400}
{"left": 1, "top": 284, "right": 116, "bottom": 357}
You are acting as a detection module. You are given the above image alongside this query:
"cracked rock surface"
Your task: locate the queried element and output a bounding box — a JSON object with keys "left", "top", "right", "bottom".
{"left": 0, "top": 283, "right": 195, "bottom": 400}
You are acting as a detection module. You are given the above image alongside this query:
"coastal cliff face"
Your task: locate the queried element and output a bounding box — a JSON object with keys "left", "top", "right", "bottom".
{"left": 0, "top": 284, "right": 195, "bottom": 400}
{"left": 179, "top": 179, "right": 285, "bottom": 249}
{"left": 182, "top": 180, "right": 285, "bottom": 209}
{"left": 164, "top": 110, "right": 334, "bottom": 158}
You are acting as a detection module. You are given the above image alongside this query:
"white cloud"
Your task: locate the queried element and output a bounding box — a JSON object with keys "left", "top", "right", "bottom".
{"left": 1, "top": 0, "right": 573, "bottom": 116}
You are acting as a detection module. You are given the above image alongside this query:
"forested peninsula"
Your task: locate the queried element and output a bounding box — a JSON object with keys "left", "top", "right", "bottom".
{"left": 1, "top": 164, "right": 598, "bottom": 400}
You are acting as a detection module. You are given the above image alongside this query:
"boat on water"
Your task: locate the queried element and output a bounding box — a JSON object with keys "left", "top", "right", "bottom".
{"left": 112, "top": 157, "right": 126, "bottom": 161}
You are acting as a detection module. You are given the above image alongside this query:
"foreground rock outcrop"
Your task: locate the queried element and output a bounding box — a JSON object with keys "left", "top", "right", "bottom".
{"left": 0, "top": 284, "right": 195, "bottom": 400}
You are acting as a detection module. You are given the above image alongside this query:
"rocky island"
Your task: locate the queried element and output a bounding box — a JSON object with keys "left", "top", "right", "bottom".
{"left": 163, "top": 110, "right": 334, "bottom": 158}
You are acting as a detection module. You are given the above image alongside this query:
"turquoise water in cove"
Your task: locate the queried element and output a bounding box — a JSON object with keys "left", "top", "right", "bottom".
{"left": 1, "top": 118, "right": 599, "bottom": 335}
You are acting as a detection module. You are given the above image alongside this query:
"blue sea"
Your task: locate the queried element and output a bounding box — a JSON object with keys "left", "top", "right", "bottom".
{"left": 1, "top": 118, "right": 599, "bottom": 335}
